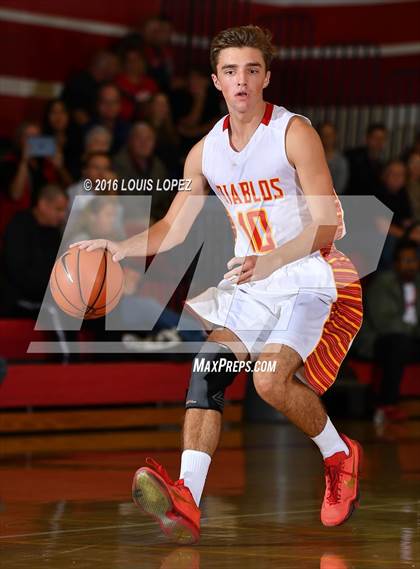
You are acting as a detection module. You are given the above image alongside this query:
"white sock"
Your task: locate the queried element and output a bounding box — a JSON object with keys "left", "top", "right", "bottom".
{"left": 311, "top": 417, "right": 349, "bottom": 459}
{"left": 180, "top": 450, "right": 211, "bottom": 506}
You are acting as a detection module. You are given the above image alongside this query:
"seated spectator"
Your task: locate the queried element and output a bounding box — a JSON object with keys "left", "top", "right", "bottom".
{"left": 145, "top": 92, "right": 181, "bottom": 176}
{"left": 84, "top": 126, "right": 112, "bottom": 156}
{"left": 61, "top": 50, "right": 120, "bottom": 126}
{"left": 70, "top": 125, "right": 113, "bottom": 180}
{"left": 42, "top": 99, "right": 76, "bottom": 186}
{"left": 172, "top": 68, "right": 222, "bottom": 156}
{"left": 406, "top": 151, "right": 420, "bottom": 221}
{"left": 116, "top": 48, "right": 159, "bottom": 121}
{"left": 362, "top": 240, "right": 420, "bottom": 423}
{"left": 401, "top": 131, "right": 420, "bottom": 162}
{"left": 66, "top": 194, "right": 124, "bottom": 249}
{"left": 92, "top": 84, "right": 130, "bottom": 155}
{"left": 0, "top": 121, "right": 69, "bottom": 242}
{"left": 345, "top": 123, "right": 388, "bottom": 195}
{"left": 0, "top": 184, "right": 67, "bottom": 317}
{"left": 376, "top": 160, "right": 418, "bottom": 268}
{"left": 66, "top": 152, "right": 117, "bottom": 215}
{"left": 318, "top": 121, "right": 348, "bottom": 194}
{"left": 142, "top": 16, "right": 175, "bottom": 92}
{"left": 84, "top": 125, "right": 112, "bottom": 155}
{"left": 113, "top": 123, "right": 171, "bottom": 222}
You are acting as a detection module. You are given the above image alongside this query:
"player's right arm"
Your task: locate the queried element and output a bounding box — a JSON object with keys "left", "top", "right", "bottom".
{"left": 70, "top": 138, "right": 208, "bottom": 261}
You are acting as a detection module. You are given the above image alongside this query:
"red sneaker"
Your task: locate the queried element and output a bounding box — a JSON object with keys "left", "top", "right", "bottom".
{"left": 320, "top": 553, "right": 349, "bottom": 569}
{"left": 132, "top": 457, "right": 200, "bottom": 544}
{"left": 321, "top": 434, "right": 363, "bottom": 527}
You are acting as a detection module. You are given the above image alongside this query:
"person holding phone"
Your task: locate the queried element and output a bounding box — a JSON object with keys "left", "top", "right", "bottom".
{"left": 0, "top": 119, "right": 72, "bottom": 239}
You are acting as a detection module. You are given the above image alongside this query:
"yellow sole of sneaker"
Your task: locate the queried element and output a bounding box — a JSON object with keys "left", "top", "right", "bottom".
{"left": 132, "top": 468, "right": 198, "bottom": 545}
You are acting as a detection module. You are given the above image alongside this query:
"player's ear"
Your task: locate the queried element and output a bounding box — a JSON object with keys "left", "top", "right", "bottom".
{"left": 263, "top": 70, "right": 271, "bottom": 89}
{"left": 211, "top": 73, "right": 222, "bottom": 92}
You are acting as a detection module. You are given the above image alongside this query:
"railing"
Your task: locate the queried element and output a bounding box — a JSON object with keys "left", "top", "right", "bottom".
{"left": 162, "top": 1, "right": 419, "bottom": 157}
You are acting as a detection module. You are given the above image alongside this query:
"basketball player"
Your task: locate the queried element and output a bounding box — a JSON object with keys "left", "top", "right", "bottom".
{"left": 72, "top": 26, "right": 363, "bottom": 544}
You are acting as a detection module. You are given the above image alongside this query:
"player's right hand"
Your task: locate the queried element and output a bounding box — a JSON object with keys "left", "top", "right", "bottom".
{"left": 69, "top": 239, "right": 126, "bottom": 262}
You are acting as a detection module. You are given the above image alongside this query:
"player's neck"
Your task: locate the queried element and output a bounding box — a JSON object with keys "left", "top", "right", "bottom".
{"left": 227, "top": 99, "right": 267, "bottom": 152}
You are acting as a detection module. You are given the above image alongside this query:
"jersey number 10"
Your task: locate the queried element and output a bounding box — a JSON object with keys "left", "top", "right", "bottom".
{"left": 238, "top": 209, "right": 276, "bottom": 253}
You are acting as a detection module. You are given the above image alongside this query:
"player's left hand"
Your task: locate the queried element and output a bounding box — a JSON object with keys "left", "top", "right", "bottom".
{"left": 224, "top": 255, "right": 273, "bottom": 284}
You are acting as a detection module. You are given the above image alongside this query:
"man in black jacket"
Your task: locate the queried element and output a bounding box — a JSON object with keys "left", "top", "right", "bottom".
{"left": 0, "top": 184, "right": 67, "bottom": 317}
{"left": 364, "top": 240, "right": 420, "bottom": 422}
{"left": 345, "top": 123, "right": 388, "bottom": 196}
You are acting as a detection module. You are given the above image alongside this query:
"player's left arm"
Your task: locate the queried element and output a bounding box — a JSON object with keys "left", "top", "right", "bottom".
{"left": 225, "top": 117, "right": 339, "bottom": 284}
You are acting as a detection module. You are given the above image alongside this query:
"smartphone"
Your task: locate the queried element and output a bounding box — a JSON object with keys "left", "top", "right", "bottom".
{"left": 27, "top": 136, "right": 56, "bottom": 158}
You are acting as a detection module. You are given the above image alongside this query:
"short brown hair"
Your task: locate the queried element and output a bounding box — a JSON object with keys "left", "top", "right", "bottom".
{"left": 210, "top": 25, "right": 276, "bottom": 73}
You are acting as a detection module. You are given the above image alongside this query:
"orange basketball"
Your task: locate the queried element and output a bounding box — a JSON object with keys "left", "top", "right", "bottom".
{"left": 50, "top": 248, "right": 124, "bottom": 319}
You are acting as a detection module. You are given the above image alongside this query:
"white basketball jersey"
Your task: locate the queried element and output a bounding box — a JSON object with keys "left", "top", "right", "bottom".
{"left": 202, "top": 103, "right": 344, "bottom": 258}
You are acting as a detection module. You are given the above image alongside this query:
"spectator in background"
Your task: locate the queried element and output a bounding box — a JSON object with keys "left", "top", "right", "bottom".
{"left": 92, "top": 84, "right": 130, "bottom": 155}
{"left": 66, "top": 152, "right": 116, "bottom": 215}
{"left": 318, "top": 122, "right": 348, "bottom": 194}
{"left": 172, "top": 68, "right": 222, "bottom": 156}
{"left": 84, "top": 125, "right": 112, "bottom": 156}
{"left": 401, "top": 132, "right": 420, "bottom": 162}
{"left": 0, "top": 121, "right": 70, "bottom": 241}
{"left": 363, "top": 240, "right": 420, "bottom": 423}
{"left": 42, "top": 99, "right": 76, "bottom": 186}
{"left": 145, "top": 92, "right": 181, "bottom": 176}
{"left": 376, "top": 160, "right": 418, "bottom": 268}
{"left": 142, "top": 16, "right": 175, "bottom": 92}
{"left": 113, "top": 123, "right": 171, "bottom": 222}
{"left": 61, "top": 50, "right": 120, "bottom": 126}
{"left": 116, "top": 48, "right": 159, "bottom": 121}
{"left": 66, "top": 195, "right": 124, "bottom": 249}
{"left": 406, "top": 152, "right": 420, "bottom": 221}
{"left": 69, "top": 125, "right": 113, "bottom": 181}
{"left": 0, "top": 184, "right": 67, "bottom": 317}
{"left": 345, "top": 123, "right": 388, "bottom": 195}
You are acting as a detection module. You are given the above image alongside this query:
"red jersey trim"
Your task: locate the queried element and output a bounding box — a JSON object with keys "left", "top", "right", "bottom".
{"left": 222, "top": 102, "right": 274, "bottom": 131}
{"left": 261, "top": 102, "right": 274, "bottom": 125}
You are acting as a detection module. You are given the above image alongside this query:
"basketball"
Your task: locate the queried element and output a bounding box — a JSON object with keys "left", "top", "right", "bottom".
{"left": 50, "top": 247, "right": 124, "bottom": 319}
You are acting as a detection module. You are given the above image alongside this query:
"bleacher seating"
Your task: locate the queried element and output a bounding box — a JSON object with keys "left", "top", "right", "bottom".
{"left": 348, "top": 360, "right": 420, "bottom": 397}
{"left": 0, "top": 319, "right": 51, "bottom": 361}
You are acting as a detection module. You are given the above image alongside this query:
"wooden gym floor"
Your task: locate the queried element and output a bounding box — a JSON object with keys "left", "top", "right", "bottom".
{"left": 1, "top": 420, "right": 419, "bottom": 569}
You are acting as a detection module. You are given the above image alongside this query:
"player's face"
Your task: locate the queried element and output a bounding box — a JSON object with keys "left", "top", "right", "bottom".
{"left": 212, "top": 47, "right": 270, "bottom": 113}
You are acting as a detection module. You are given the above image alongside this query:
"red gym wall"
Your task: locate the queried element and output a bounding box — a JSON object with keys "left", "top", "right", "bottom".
{"left": 0, "top": 0, "right": 419, "bottom": 136}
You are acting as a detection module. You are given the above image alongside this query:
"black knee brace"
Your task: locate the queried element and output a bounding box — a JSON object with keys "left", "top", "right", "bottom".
{"left": 185, "top": 342, "right": 239, "bottom": 413}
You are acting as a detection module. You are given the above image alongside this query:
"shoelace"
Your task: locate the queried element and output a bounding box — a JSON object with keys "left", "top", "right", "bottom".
{"left": 146, "top": 457, "right": 185, "bottom": 488}
{"left": 325, "top": 463, "right": 342, "bottom": 504}
{"left": 325, "top": 463, "right": 353, "bottom": 505}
